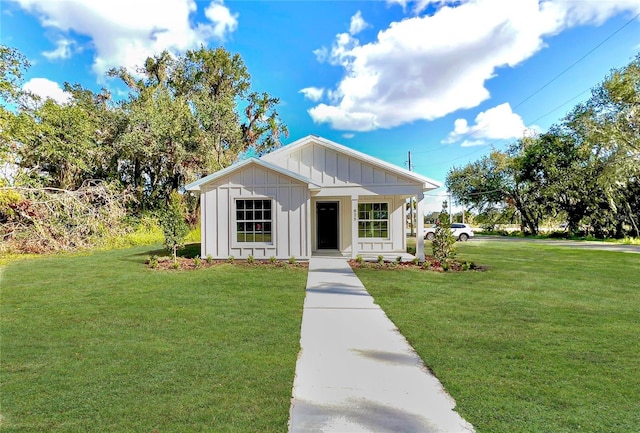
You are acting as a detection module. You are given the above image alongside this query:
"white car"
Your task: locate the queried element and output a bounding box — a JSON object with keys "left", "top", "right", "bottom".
{"left": 424, "top": 223, "right": 474, "bottom": 241}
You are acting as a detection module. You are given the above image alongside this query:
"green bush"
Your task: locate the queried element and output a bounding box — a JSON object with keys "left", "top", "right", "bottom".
{"left": 117, "top": 216, "right": 164, "bottom": 247}
{"left": 185, "top": 225, "right": 201, "bottom": 243}
{"left": 148, "top": 255, "right": 159, "bottom": 269}
{"left": 247, "top": 255, "right": 255, "bottom": 264}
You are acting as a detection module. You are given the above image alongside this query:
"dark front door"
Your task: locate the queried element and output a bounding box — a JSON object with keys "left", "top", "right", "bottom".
{"left": 317, "top": 202, "right": 339, "bottom": 249}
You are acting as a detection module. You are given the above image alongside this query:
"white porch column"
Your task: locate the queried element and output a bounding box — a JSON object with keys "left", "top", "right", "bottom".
{"left": 351, "top": 195, "right": 359, "bottom": 259}
{"left": 416, "top": 192, "right": 426, "bottom": 261}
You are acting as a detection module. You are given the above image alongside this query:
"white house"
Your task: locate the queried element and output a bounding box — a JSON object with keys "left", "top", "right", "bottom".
{"left": 184, "top": 135, "right": 440, "bottom": 261}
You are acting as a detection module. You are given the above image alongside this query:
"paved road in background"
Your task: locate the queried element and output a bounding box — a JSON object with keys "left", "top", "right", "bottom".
{"left": 474, "top": 235, "right": 640, "bottom": 254}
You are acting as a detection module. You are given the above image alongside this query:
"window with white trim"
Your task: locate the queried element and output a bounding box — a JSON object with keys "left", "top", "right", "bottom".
{"left": 236, "top": 199, "right": 272, "bottom": 243}
{"left": 358, "top": 202, "right": 389, "bottom": 238}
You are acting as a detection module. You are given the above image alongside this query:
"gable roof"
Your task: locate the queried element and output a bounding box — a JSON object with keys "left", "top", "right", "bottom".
{"left": 261, "top": 135, "right": 441, "bottom": 190}
{"left": 184, "top": 157, "right": 321, "bottom": 192}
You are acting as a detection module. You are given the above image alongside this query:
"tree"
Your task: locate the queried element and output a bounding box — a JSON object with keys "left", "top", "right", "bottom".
{"left": 446, "top": 148, "right": 545, "bottom": 234}
{"left": 571, "top": 56, "right": 640, "bottom": 237}
{"left": 17, "top": 98, "right": 99, "bottom": 189}
{"left": 1, "top": 45, "right": 30, "bottom": 186}
{"left": 432, "top": 203, "right": 456, "bottom": 262}
{"left": 160, "top": 192, "right": 189, "bottom": 261}
{"left": 0, "top": 45, "right": 30, "bottom": 103}
{"left": 110, "top": 47, "right": 287, "bottom": 212}
{"left": 517, "top": 57, "right": 640, "bottom": 237}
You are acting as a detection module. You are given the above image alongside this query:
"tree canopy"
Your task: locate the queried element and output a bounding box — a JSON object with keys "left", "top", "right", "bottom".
{"left": 1, "top": 45, "right": 287, "bottom": 212}
{"left": 446, "top": 55, "right": 640, "bottom": 238}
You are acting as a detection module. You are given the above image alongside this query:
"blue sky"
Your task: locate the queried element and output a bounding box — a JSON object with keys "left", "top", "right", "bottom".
{"left": 2, "top": 0, "right": 640, "bottom": 210}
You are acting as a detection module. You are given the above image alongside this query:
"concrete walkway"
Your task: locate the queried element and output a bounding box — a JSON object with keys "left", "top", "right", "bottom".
{"left": 288, "top": 257, "right": 474, "bottom": 433}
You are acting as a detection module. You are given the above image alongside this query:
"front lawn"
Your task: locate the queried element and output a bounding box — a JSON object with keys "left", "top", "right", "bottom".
{"left": 1, "top": 246, "right": 307, "bottom": 432}
{"left": 355, "top": 241, "right": 640, "bottom": 433}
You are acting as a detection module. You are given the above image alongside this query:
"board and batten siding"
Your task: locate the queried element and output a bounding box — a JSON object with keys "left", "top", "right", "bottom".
{"left": 199, "top": 164, "right": 310, "bottom": 259}
{"left": 309, "top": 195, "right": 406, "bottom": 254}
{"left": 273, "top": 143, "right": 417, "bottom": 189}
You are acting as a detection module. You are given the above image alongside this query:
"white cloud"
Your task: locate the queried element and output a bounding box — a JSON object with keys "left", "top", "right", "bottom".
{"left": 387, "top": 0, "right": 443, "bottom": 15}
{"left": 308, "top": 0, "right": 640, "bottom": 131}
{"left": 460, "top": 139, "right": 486, "bottom": 147}
{"left": 23, "top": 78, "right": 71, "bottom": 104}
{"left": 349, "top": 11, "right": 369, "bottom": 35}
{"left": 328, "top": 32, "right": 359, "bottom": 66}
{"left": 446, "top": 103, "right": 527, "bottom": 143}
{"left": 204, "top": 0, "right": 238, "bottom": 39}
{"left": 299, "top": 87, "right": 325, "bottom": 102}
{"left": 342, "top": 133, "right": 355, "bottom": 139}
{"left": 12, "top": 0, "right": 239, "bottom": 78}
{"left": 42, "top": 37, "right": 74, "bottom": 60}
{"left": 386, "top": 0, "right": 409, "bottom": 9}
{"left": 313, "top": 46, "right": 329, "bottom": 63}
{"left": 308, "top": 104, "right": 378, "bottom": 131}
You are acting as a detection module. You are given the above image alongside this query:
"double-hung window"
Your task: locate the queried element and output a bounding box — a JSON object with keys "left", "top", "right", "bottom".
{"left": 358, "top": 202, "right": 389, "bottom": 238}
{"left": 236, "top": 199, "right": 272, "bottom": 243}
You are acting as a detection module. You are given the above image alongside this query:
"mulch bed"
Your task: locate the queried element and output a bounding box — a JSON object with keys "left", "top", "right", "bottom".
{"left": 147, "top": 256, "right": 485, "bottom": 272}
{"left": 148, "top": 256, "right": 309, "bottom": 270}
{"left": 348, "top": 255, "right": 487, "bottom": 272}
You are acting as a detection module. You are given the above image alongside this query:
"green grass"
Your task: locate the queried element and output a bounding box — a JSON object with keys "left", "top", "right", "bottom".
{"left": 355, "top": 241, "right": 640, "bottom": 433}
{"left": 406, "top": 235, "right": 416, "bottom": 254}
{"left": 1, "top": 245, "right": 307, "bottom": 432}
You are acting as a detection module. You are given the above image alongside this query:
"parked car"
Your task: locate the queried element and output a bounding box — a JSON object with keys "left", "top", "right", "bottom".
{"left": 424, "top": 223, "right": 474, "bottom": 241}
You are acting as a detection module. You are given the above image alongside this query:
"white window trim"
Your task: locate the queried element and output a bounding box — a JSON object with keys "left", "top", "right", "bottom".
{"left": 357, "top": 201, "right": 391, "bottom": 240}
{"left": 231, "top": 197, "right": 276, "bottom": 248}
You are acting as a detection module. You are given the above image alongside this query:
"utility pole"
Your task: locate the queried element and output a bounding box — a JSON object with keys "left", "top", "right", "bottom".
{"left": 408, "top": 151, "right": 414, "bottom": 237}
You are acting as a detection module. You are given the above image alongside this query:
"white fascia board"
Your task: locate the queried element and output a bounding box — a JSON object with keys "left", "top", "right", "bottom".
{"left": 184, "top": 157, "right": 321, "bottom": 192}
{"left": 261, "top": 134, "right": 442, "bottom": 190}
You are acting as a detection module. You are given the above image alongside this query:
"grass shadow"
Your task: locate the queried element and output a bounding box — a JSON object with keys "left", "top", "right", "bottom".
{"left": 133, "top": 243, "right": 201, "bottom": 259}
{"left": 179, "top": 243, "right": 201, "bottom": 258}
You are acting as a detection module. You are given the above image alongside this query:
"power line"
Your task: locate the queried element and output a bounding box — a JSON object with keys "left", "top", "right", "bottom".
{"left": 412, "top": 82, "right": 614, "bottom": 170}
{"left": 423, "top": 188, "right": 503, "bottom": 198}
{"left": 412, "top": 11, "right": 640, "bottom": 157}
{"left": 526, "top": 89, "right": 592, "bottom": 126}
{"left": 512, "top": 11, "right": 640, "bottom": 112}
{"left": 410, "top": 143, "right": 451, "bottom": 155}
